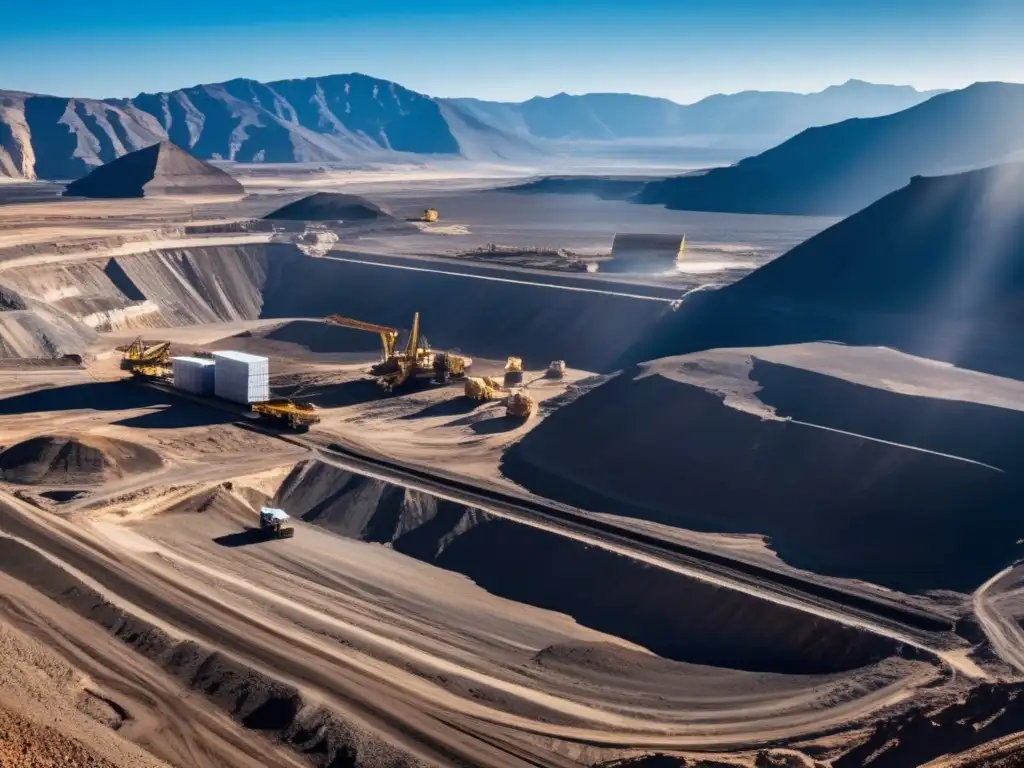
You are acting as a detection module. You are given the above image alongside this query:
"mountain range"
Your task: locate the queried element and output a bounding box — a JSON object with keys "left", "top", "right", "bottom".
{"left": 637, "top": 82, "right": 1024, "bottom": 216}
{"left": 449, "top": 80, "right": 942, "bottom": 142}
{"left": 0, "top": 74, "right": 940, "bottom": 181}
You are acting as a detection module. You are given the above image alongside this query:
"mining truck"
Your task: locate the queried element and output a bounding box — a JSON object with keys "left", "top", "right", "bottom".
{"left": 259, "top": 507, "right": 295, "bottom": 539}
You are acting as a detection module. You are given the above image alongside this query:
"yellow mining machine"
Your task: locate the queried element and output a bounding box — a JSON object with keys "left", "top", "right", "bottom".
{"left": 464, "top": 376, "right": 504, "bottom": 401}
{"left": 506, "top": 390, "right": 535, "bottom": 419}
{"left": 546, "top": 360, "right": 566, "bottom": 379}
{"left": 251, "top": 398, "right": 320, "bottom": 432}
{"left": 420, "top": 208, "right": 439, "bottom": 223}
{"left": 324, "top": 312, "right": 471, "bottom": 392}
{"left": 504, "top": 356, "right": 524, "bottom": 386}
{"left": 118, "top": 337, "right": 171, "bottom": 371}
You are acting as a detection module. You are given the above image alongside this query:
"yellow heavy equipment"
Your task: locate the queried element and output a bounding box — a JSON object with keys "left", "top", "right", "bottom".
{"left": 420, "top": 208, "right": 439, "bottom": 223}
{"left": 506, "top": 390, "right": 535, "bottom": 419}
{"left": 504, "top": 356, "right": 524, "bottom": 386}
{"left": 465, "top": 376, "right": 503, "bottom": 401}
{"left": 119, "top": 337, "right": 171, "bottom": 371}
{"left": 324, "top": 312, "right": 471, "bottom": 392}
{"left": 251, "top": 398, "right": 320, "bottom": 431}
{"left": 546, "top": 360, "right": 566, "bottom": 379}
{"left": 129, "top": 363, "right": 172, "bottom": 381}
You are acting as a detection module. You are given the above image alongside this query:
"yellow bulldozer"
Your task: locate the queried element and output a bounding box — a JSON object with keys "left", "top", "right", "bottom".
{"left": 504, "top": 356, "right": 524, "bottom": 386}
{"left": 251, "top": 398, "right": 320, "bottom": 432}
{"left": 465, "top": 376, "right": 503, "bottom": 401}
{"left": 324, "top": 312, "right": 471, "bottom": 392}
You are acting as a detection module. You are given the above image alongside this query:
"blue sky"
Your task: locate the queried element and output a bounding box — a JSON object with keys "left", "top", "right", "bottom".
{"left": 3, "top": 0, "right": 1022, "bottom": 102}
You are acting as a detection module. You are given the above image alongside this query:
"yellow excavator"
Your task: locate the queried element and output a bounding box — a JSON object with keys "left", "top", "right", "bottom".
{"left": 324, "top": 312, "right": 470, "bottom": 392}
{"left": 118, "top": 337, "right": 171, "bottom": 371}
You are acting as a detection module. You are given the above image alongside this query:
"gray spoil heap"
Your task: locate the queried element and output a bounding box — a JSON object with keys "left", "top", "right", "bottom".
{"left": 63, "top": 141, "right": 243, "bottom": 198}
{"left": 263, "top": 192, "right": 392, "bottom": 222}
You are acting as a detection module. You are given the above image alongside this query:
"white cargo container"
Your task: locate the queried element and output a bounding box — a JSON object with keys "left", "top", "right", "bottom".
{"left": 212, "top": 350, "right": 270, "bottom": 404}
{"left": 171, "top": 356, "right": 216, "bottom": 396}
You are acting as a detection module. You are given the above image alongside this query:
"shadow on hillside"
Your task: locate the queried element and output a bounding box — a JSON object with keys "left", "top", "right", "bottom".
{"left": 213, "top": 528, "right": 276, "bottom": 548}
{"left": 401, "top": 397, "right": 482, "bottom": 420}
{"left": 0, "top": 381, "right": 235, "bottom": 430}
{"left": 0, "top": 381, "right": 165, "bottom": 415}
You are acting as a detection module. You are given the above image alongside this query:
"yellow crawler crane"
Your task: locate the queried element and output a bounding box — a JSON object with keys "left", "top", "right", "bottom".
{"left": 324, "top": 312, "right": 470, "bottom": 392}
{"left": 251, "top": 398, "right": 320, "bottom": 432}
{"left": 504, "top": 356, "right": 524, "bottom": 386}
{"left": 506, "top": 390, "right": 535, "bottom": 419}
{"left": 465, "top": 376, "right": 503, "bottom": 401}
{"left": 118, "top": 337, "right": 171, "bottom": 371}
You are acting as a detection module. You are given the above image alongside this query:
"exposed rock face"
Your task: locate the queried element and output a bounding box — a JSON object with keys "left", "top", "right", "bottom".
{"left": 637, "top": 82, "right": 1024, "bottom": 215}
{"left": 63, "top": 142, "right": 243, "bottom": 198}
{"left": 0, "top": 91, "right": 165, "bottom": 180}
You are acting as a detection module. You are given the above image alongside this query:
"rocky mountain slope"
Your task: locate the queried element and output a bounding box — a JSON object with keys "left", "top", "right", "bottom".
{"left": 448, "top": 80, "right": 941, "bottom": 143}
{"left": 1, "top": 75, "right": 942, "bottom": 181}
{"left": 637, "top": 81, "right": 1024, "bottom": 215}
{"left": 624, "top": 160, "right": 1024, "bottom": 378}
{"left": 0, "top": 73, "right": 540, "bottom": 180}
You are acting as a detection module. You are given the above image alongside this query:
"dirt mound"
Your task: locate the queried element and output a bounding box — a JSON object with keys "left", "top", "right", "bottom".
{"left": 0, "top": 434, "right": 163, "bottom": 486}
{"left": 63, "top": 141, "right": 243, "bottom": 198}
{"left": 0, "top": 705, "right": 119, "bottom": 767}
{"left": 834, "top": 681, "right": 1024, "bottom": 767}
{"left": 264, "top": 192, "right": 393, "bottom": 222}
{"left": 278, "top": 460, "right": 905, "bottom": 674}
{"left": 503, "top": 357, "right": 1024, "bottom": 593}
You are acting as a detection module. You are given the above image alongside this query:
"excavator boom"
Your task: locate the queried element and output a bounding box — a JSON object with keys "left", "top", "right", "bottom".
{"left": 323, "top": 315, "right": 399, "bottom": 361}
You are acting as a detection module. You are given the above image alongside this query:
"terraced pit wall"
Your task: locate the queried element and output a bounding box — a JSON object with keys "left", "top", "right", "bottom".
{"left": 1, "top": 243, "right": 675, "bottom": 369}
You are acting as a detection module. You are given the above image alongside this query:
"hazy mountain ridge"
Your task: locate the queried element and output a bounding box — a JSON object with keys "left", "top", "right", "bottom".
{"left": 1, "top": 75, "right": 942, "bottom": 180}
{"left": 446, "top": 80, "right": 943, "bottom": 142}
{"left": 637, "top": 81, "right": 1024, "bottom": 216}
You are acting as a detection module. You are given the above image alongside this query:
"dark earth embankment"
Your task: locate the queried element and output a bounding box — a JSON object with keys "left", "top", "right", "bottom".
{"left": 502, "top": 360, "right": 1024, "bottom": 593}
{"left": 274, "top": 459, "right": 907, "bottom": 675}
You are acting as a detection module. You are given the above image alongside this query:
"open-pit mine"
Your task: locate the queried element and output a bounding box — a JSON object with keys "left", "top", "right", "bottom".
{"left": 2, "top": 156, "right": 1024, "bottom": 768}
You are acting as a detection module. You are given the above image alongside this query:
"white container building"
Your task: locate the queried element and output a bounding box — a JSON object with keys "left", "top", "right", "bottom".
{"left": 171, "top": 356, "right": 216, "bottom": 396}
{"left": 213, "top": 350, "right": 270, "bottom": 404}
